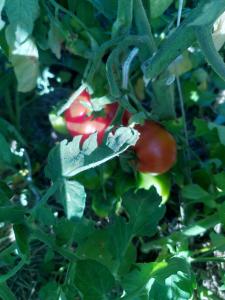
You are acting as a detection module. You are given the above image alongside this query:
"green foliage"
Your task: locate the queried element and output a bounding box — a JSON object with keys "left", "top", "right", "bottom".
{"left": 1, "top": 0, "right": 225, "bottom": 299}
{"left": 5, "top": 0, "right": 39, "bottom": 43}
{"left": 150, "top": 0, "right": 173, "bottom": 19}
{"left": 122, "top": 257, "right": 196, "bottom": 299}
{"left": 74, "top": 259, "right": 116, "bottom": 300}
{"left": 0, "top": 283, "right": 16, "bottom": 300}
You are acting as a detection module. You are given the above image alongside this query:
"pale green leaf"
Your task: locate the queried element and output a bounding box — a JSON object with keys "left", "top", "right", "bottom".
{"left": 0, "top": 0, "right": 5, "bottom": 30}
{"left": 57, "top": 179, "right": 86, "bottom": 219}
{"left": 213, "top": 11, "right": 225, "bottom": 50}
{"left": 6, "top": 37, "right": 40, "bottom": 92}
{"left": 5, "top": 0, "right": 39, "bottom": 44}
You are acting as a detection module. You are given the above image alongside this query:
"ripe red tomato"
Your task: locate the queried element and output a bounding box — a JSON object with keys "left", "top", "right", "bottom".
{"left": 134, "top": 121, "right": 177, "bottom": 174}
{"left": 64, "top": 91, "right": 118, "bottom": 144}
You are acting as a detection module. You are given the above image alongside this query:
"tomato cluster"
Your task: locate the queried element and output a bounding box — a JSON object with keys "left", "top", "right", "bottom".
{"left": 64, "top": 91, "right": 118, "bottom": 144}
{"left": 64, "top": 91, "right": 177, "bottom": 174}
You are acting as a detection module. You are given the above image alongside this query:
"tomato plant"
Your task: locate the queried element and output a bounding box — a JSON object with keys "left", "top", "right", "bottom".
{"left": 1, "top": 1, "right": 225, "bottom": 299}
{"left": 134, "top": 121, "right": 177, "bottom": 174}
{"left": 64, "top": 91, "right": 118, "bottom": 143}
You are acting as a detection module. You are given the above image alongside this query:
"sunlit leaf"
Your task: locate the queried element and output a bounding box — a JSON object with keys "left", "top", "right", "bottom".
{"left": 45, "top": 127, "right": 139, "bottom": 180}
{"left": 6, "top": 36, "right": 39, "bottom": 92}
{"left": 122, "top": 257, "right": 196, "bottom": 300}
{"left": 0, "top": 0, "right": 5, "bottom": 30}
{"left": 57, "top": 179, "right": 86, "bottom": 220}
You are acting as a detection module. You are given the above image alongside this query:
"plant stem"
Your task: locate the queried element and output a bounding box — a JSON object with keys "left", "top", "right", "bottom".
{"left": 191, "top": 256, "right": 225, "bottom": 263}
{"left": 142, "top": 0, "right": 225, "bottom": 80}
{"left": 134, "top": 0, "right": 176, "bottom": 119}
{"left": 31, "top": 227, "right": 79, "bottom": 261}
{"left": 175, "top": 0, "right": 192, "bottom": 183}
{"left": 133, "top": 0, "right": 157, "bottom": 55}
{"left": 5, "top": 89, "right": 15, "bottom": 124}
{"left": 196, "top": 25, "right": 225, "bottom": 82}
{"left": 15, "top": 92, "right": 20, "bottom": 129}
{"left": 112, "top": 0, "right": 134, "bottom": 38}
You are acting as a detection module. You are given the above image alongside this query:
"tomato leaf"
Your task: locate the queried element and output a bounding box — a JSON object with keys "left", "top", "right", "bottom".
{"left": 5, "top": 0, "right": 39, "bottom": 44}
{"left": 74, "top": 259, "right": 116, "bottom": 300}
{"left": 87, "top": 0, "right": 117, "bottom": 20}
{"left": 0, "top": 283, "right": 16, "bottom": 300}
{"left": 45, "top": 127, "right": 139, "bottom": 180}
{"left": 76, "top": 189, "right": 165, "bottom": 273}
{"left": 0, "top": 0, "right": 5, "bottom": 30}
{"left": 182, "top": 184, "right": 210, "bottom": 200}
{"left": 13, "top": 223, "right": 30, "bottom": 257}
{"left": 44, "top": 128, "right": 138, "bottom": 219}
{"left": 0, "top": 133, "right": 14, "bottom": 165}
{"left": 122, "top": 189, "right": 165, "bottom": 236}
{"left": 5, "top": 35, "right": 40, "bottom": 92}
{"left": 122, "top": 257, "right": 196, "bottom": 300}
{"left": 57, "top": 179, "right": 86, "bottom": 220}
{"left": 0, "top": 206, "right": 26, "bottom": 223}
{"left": 48, "top": 21, "right": 64, "bottom": 59}
{"left": 38, "top": 281, "right": 60, "bottom": 300}
{"left": 189, "top": 1, "right": 225, "bottom": 27}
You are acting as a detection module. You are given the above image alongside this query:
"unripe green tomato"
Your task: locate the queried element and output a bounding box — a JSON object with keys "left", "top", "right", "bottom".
{"left": 137, "top": 172, "right": 171, "bottom": 204}
{"left": 49, "top": 112, "right": 68, "bottom": 135}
